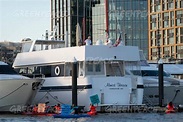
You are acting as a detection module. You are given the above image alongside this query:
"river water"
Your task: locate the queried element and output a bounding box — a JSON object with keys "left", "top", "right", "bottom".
{"left": 0, "top": 113, "right": 183, "bottom": 122}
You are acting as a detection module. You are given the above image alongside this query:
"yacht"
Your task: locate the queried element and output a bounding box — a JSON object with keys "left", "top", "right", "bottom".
{"left": 131, "top": 51, "right": 183, "bottom": 106}
{"left": 0, "top": 61, "right": 43, "bottom": 112}
{"left": 13, "top": 39, "right": 144, "bottom": 111}
{"left": 140, "top": 66, "right": 183, "bottom": 106}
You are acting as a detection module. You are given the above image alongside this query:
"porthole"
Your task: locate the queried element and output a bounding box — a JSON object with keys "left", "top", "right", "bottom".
{"left": 55, "top": 66, "right": 60, "bottom": 76}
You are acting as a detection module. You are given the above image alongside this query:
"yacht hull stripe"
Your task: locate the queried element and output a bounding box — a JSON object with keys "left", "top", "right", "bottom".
{"left": 39, "top": 85, "right": 92, "bottom": 92}
{"left": 137, "top": 85, "right": 144, "bottom": 89}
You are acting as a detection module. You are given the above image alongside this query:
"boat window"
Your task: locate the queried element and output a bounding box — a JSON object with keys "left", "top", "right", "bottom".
{"left": 95, "top": 63, "right": 101, "bottom": 72}
{"left": 51, "top": 65, "right": 64, "bottom": 77}
{"left": 130, "top": 70, "right": 142, "bottom": 76}
{"left": 79, "top": 62, "right": 84, "bottom": 76}
{"left": 141, "top": 70, "right": 170, "bottom": 77}
{"left": 85, "top": 61, "right": 104, "bottom": 75}
{"left": 125, "top": 61, "right": 141, "bottom": 76}
{"left": 64, "top": 63, "right": 72, "bottom": 76}
{"left": 18, "top": 67, "right": 33, "bottom": 75}
{"left": 105, "top": 61, "right": 124, "bottom": 76}
{"left": 33, "top": 42, "right": 64, "bottom": 51}
{"left": 0, "top": 65, "right": 17, "bottom": 74}
{"left": 16, "top": 64, "right": 64, "bottom": 78}
{"left": 40, "top": 66, "right": 51, "bottom": 77}
{"left": 87, "top": 62, "right": 93, "bottom": 72}
{"left": 21, "top": 42, "right": 32, "bottom": 52}
{"left": 130, "top": 70, "right": 171, "bottom": 77}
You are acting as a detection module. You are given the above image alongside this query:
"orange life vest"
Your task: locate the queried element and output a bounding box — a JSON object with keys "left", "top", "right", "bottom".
{"left": 167, "top": 104, "right": 174, "bottom": 111}
{"left": 33, "top": 106, "right": 38, "bottom": 113}
{"left": 54, "top": 106, "right": 61, "bottom": 114}
{"left": 90, "top": 106, "right": 96, "bottom": 112}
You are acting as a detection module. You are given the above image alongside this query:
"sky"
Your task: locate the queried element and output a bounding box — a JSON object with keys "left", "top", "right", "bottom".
{"left": 0, "top": 0, "right": 50, "bottom": 42}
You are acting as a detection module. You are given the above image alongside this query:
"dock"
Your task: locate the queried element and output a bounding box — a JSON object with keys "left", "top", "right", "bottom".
{"left": 97, "top": 104, "right": 167, "bottom": 113}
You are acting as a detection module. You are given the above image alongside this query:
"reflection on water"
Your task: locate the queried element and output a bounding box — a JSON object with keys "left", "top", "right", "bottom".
{"left": 0, "top": 113, "right": 183, "bottom": 122}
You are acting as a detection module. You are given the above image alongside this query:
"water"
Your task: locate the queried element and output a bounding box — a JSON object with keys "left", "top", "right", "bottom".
{"left": 0, "top": 113, "right": 183, "bottom": 122}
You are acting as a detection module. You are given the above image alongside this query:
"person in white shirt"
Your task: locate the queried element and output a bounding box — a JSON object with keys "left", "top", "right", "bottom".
{"left": 84, "top": 36, "right": 92, "bottom": 45}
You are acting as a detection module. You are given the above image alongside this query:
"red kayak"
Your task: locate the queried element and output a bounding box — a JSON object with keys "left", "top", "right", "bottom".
{"left": 87, "top": 111, "right": 97, "bottom": 116}
{"left": 165, "top": 110, "right": 175, "bottom": 114}
{"left": 22, "top": 112, "right": 55, "bottom": 116}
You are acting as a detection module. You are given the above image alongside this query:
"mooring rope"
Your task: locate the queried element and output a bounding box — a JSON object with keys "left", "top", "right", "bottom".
{"left": 35, "top": 91, "right": 64, "bottom": 104}
{"left": 0, "top": 83, "right": 27, "bottom": 101}
{"left": 36, "top": 86, "right": 87, "bottom": 105}
{"left": 35, "top": 92, "right": 49, "bottom": 104}
{"left": 47, "top": 92, "right": 64, "bottom": 104}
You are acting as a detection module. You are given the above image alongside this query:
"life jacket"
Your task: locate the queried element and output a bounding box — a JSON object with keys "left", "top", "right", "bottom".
{"left": 87, "top": 105, "right": 96, "bottom": 115}
{"left": 167, "top": 104, "right": 174, "bottom": 111}
{"left": 90, "top": 106, "right": 96, "bottom": 112}
{"left": 33, "top": 106, "right": 38, "bottom": 113}
{"left": 55, "top": 106, "right": 61, "bottom": 114}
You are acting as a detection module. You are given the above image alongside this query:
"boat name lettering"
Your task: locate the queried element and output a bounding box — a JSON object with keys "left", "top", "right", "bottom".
{"left": 106, "top": 83, "right": 115, "bottom": 87}
{"left": 117, "top": 83, "right": 127, "bottom": 87}
{"left": 105, "top": 83, "right": 127, "bottom": 87}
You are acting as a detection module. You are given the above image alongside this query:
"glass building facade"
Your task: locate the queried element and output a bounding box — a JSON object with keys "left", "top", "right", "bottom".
{"left": 92, "top": 0, "right": 148, "bottom": 58}
{"left": 51, "top": 0, "right": 93, "bottom": 46}
{"left": 51, "top": 0, "right": 148, "bottom": 58}
{"left": 149, "top": 0, "right": 183, "bottom": 61}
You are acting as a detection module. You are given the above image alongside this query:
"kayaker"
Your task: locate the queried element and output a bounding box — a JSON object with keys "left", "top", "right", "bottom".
{"left": 71, "top": 104, "right": 79, "bottom": 114}
{"left": 167, "top": 101, "right": 175, "bottom": 111}
{"left": 54, "top": 103, "right": 61, "bottom": 114}
{"left": 166, "top": 101, "right": 176, "bottom": 113}
{"left": 32, "top": 104, "right": 38, "bottom": 113}
{"left": 87, "top": 104, "right": 97, "bottom": 115}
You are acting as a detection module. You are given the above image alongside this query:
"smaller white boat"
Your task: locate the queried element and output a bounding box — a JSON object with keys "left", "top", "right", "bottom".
{"left": 0, "top": 61, "right": 44, "bottom": 112}
{"left": 141, "top": 66, "right": 183, "bottom": 106}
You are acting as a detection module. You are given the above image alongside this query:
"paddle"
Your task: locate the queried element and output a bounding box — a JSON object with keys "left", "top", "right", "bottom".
{"left": 171, "top": 89, "right": 180, "bottom": 103}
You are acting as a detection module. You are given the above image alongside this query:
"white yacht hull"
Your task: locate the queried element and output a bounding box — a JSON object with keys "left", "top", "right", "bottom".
{"left": 0, "top": 79, "right": 42, "bottom": 112}
{"left": 143, "top": 86, "right": 183, "bottom": 106}
{"left": 32, "top": 76, "right": 143, "bottom": 111}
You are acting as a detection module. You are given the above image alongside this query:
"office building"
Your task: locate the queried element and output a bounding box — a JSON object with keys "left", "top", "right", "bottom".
{"left": 51, "top": 0, "right": 148, "bottom": 58}
{"left": 148, "top": 0, "right": 183, "bottom": 61}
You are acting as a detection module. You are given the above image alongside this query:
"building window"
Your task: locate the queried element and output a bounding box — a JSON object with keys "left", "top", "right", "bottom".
{"left": 162, "top": 1, "right": 167, "bottom": 11}
{"left": 176, "top": 10, "right": 183, "bottom": 26}
{"left": 163, "top": 12, "right": 169, "bottom": 28}
{"left": 181, "top": 1, "right": 183, "bottom": 8}
{"left": 151, "top": 15, "right": 157, "bottom": 29}
{"left": 168, "top": 1, "right": 174, "bottom": 9}
{"left": 155, "top": 5, "right": 161, "bottom": 12}
{"left": 177, "top": 46, "right": 183, "bottom": 59}
{"left": 164, "top": 47, "right": 169, "bottom": 56}
{"left": 175, "top": 0, "right": 179, "bottom": 8}
{"left": 170, "top": 11, "right": 174, "bottom": 27}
